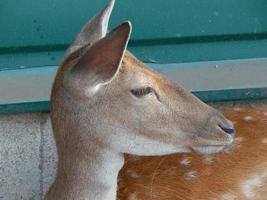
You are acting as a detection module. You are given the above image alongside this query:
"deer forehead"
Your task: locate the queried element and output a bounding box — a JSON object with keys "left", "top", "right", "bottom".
{"left": 117, "top": 52, "right": 168, "bottom": 88}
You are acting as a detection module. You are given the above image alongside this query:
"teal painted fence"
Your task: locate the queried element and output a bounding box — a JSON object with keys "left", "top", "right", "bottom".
{"left": 1, "top": 57, "right": 267, "bottom": 114}
{"left": 1, "top": 0, "right": 267, "bottom": 114}
{"left": 1, "top": 0, "right": 267, "bottom": 69}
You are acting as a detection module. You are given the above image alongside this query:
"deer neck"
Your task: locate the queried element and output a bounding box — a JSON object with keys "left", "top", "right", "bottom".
{"left": 47, "top": 132, "right": 124, "bottom": 200}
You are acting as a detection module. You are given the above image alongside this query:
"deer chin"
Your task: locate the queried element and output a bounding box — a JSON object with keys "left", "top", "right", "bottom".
{"left": 190, "top": 145, "right": 226, "bottom": 154}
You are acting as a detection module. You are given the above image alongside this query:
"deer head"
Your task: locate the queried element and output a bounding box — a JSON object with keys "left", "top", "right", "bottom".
{"left": 47, "top": 0, "right": 235, "bottom": 199}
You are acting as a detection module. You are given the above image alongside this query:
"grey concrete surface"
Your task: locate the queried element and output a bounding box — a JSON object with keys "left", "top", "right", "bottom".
{"left": 0, "top": 100, "right": 267, "bottom": 200}
{"left": 0, "top": 113, "right": 57, "bottom": 200}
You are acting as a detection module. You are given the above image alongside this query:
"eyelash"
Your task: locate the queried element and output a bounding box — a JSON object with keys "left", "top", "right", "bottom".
{"left": 131, "top": 87, "right": 156, "bottom": 98}
{"left": 131, "top": 87, "right": 162, "bottom": 103}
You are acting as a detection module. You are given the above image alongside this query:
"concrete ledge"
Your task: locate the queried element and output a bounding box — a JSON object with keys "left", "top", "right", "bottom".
{"left": 1, "top": 58, "right": 267, "bottom": 114}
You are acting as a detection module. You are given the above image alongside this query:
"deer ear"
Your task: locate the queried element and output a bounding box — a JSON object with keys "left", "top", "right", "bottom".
{"left": 63, "top": 0, "right": 115, "bottom": 59}
{"left": 68, "top": 21, "right": 132, "bottom": 97}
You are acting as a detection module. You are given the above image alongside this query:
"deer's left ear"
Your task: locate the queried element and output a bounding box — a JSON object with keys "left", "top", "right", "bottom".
{"left": 63, "top": 0, "right": 115, "bottom": 60}
{"left": 67, "top": 21, "right": 132, "bottom": 97}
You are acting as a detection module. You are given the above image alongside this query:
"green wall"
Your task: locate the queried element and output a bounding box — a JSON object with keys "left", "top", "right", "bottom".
{"left": 1, "top": 0, "right": 267, "bottom": 69}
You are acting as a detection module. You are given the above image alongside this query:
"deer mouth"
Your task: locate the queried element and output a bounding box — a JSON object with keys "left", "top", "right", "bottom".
{"left": 190, "top": 139, "right": 235, "bottom": 154}
{"left": 190, "top": 146, "right": 225, "bottom": 154}
{"left": 190, "top": 132, "right": 235, "bottom": 154}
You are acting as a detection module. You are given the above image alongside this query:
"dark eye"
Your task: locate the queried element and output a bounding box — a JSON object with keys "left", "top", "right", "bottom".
{"left": 131, "top": 87, "right": 153, "bottom": 98}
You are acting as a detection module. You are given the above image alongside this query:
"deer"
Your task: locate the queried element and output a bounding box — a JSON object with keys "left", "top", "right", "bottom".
{"left": 45, "top": 0, "right": 235, "bottom": 199}
{"left": 118, "top": 109, "right": 267, "bottom": 200}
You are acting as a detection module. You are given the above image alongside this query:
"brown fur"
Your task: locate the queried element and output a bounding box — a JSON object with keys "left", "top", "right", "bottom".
{"left": 118, "top": 109, "right": 267, "bottom": 200}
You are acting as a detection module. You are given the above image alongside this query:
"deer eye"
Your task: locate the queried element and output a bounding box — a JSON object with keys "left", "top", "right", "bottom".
{"left": 131, "top": 87, "right": 153, "bottom": 98}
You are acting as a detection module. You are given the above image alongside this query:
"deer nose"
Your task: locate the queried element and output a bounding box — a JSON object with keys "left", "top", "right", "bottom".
{"left": 219, "top": 124, "right": 235, "bottom": 135}
{"left": 214, "top": 110, "right": 235, "bottom": 135}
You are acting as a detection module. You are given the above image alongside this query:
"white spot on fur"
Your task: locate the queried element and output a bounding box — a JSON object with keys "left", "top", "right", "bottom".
{"left": 127, "top": 169, "right": 140, "bottom": 178}
{"left": 244, "top": 116, "right": 253, "bottom": 121}
{"left": 234, "top": 108, "right": 242, "bottom": 111}
{"left": 221, "top": 193, "right": 237, "bottom": 200}
{"left": 128, "top": 192, "right": 138, "bottom": 200}
{"left": 262, "top": 138, "right": 267, "bottom": 144}
{"left": 202, "top": 155, "right": 214, "bottom": 164}
{"left": 241, "top": 172, "right": 267, "bottom": 199}
{"left": 180, "top": 157, "right": 191, "bottom": 166}
{"left": 184, "top": 171, "right": 197, "bottom": 180}
{"left": 235, "top": 137, "right": 244, "bottom": 143}
{"left": 221, "top": 193, "right": 236, "bottom": 200}
{"left": 264, "top": 112, "right": 267, "bottom": 117}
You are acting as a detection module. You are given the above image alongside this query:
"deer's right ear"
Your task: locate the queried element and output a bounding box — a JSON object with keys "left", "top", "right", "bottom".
{"left": 63, "top": 0, "right": 115, "bottom": 60}
{"left": 65, "top": 21, "right": 132, "bottom": 97}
